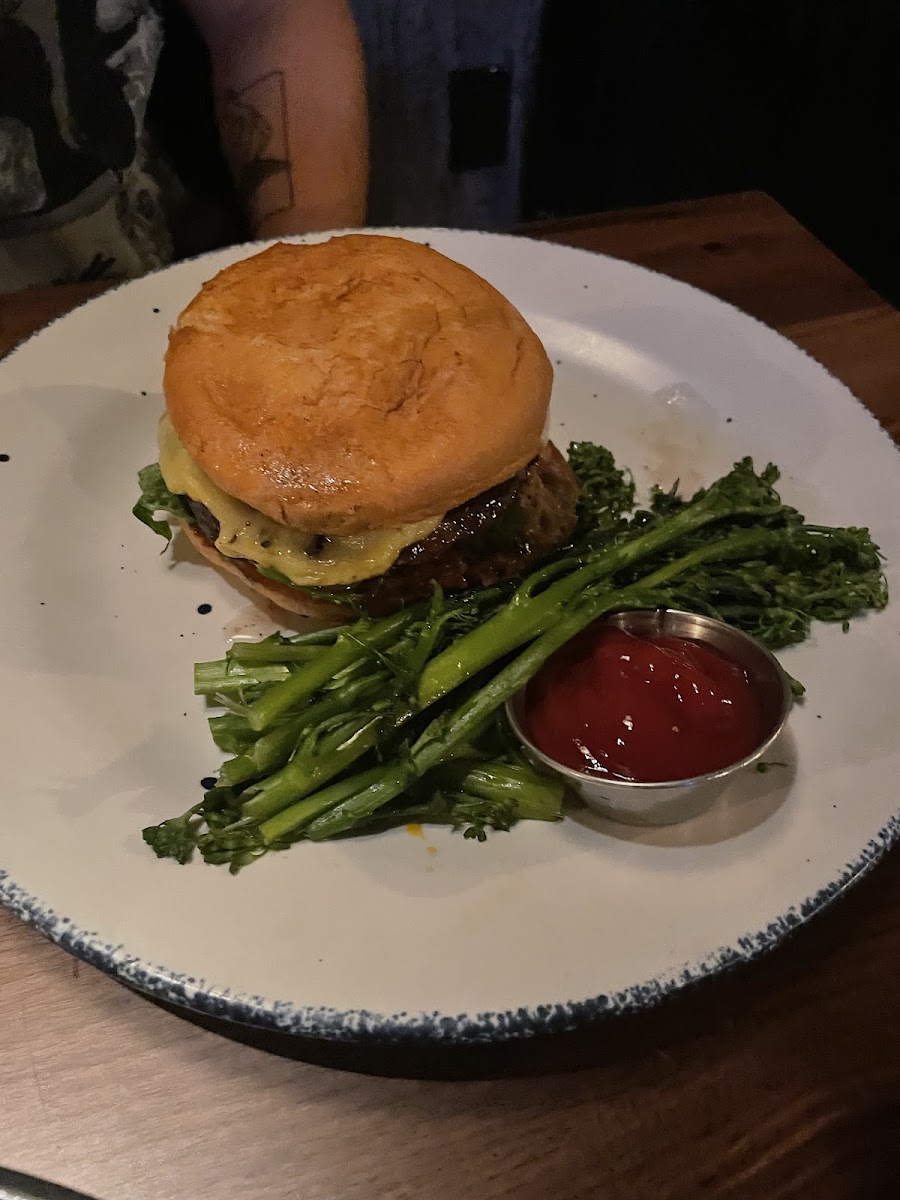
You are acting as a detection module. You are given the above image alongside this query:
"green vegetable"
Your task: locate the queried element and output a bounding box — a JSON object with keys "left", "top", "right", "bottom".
{"left": 133, "top": 463, "right": 192, "bottom": 542}
{"left": 141, "top": 446, "right": 888, "bottom": 870}
{"left": 255, "top": 564, "right": 297, "bottom": 587}
{"left": 417, "top": 457, "right": 791, "bottom": 706}
{"left": 227, "top": 637, "right": 330, "bottom": 665}
{"left": 303, "top": 758, "right": 564, "bottom": 844}
{"left": 567, "top": 440, "right": 635, "bottom": 542}
{"left": 245, "top": 608, "right": 415, "bottom": 732}
{"left": 208, "top": 713, "right": 257, "bottom": 755}
{"left": 143, "top": 805, "right": 205, "bottom": 865}
{"left": 193, "top": 658, "right": 292, "bottom": 696}
{"left": 257, "top": 565, "right": 368, "bottom": 613}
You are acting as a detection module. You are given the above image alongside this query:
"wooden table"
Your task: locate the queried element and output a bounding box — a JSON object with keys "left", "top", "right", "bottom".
{"left": 2, "top": 191, "right": 899, "bottom": 1200}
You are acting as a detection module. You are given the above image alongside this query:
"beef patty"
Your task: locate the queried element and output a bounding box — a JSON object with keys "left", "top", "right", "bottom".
{"left": 182, "top": 442, "right": 579, "bottom": 614}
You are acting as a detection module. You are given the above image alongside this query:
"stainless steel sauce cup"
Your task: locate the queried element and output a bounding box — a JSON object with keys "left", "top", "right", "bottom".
{"left": 506, "top": 609, "right": 793, "bottom": 827}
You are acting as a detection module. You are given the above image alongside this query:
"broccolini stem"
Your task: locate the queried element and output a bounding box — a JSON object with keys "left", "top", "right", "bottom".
{"left": 301, "top": 763, "right": 417, "bottom": 841}
{"left": 246, "top": 609, "right": 415, "bottom": 732}
{"left": 217, "top": 674, "right": 387, "bottom": 787}
{"left": 217, "top": 717, "right": 308, "bottom": 787}
{"left": 326, "top": 761, "right": 565, "bottom": 839}
{"left": 416, "top": 527, "right": 793, "bottom": 771}
{"left": 238, "top": 705, "right": 414, "bottom": 824}
{"left": 260, "top": 762, "right": 408, "bottom": 842}
{"left": 228, "top": 641, "right": 327, "bottom": 665}
{"left": 297, "top": 594, "right": 639, "bottom": 841}
{"left": 417, "top": 493, "right": 767, "bottom": 707}
{"left": 193, "top": 660, "right": 290, "bottom": 695}
{"left": 441, "top": 762, "right": 564, "bottom": 821}
{"left": 282, "top": 627, "right": 343, "bottom": 646}
{"left": 208, "top": 712, "right": 258, "bottom": 754}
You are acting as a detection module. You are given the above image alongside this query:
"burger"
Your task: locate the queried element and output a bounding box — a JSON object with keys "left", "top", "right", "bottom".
{"left": 135, "top": 234, "right": 580, "bottom": 620}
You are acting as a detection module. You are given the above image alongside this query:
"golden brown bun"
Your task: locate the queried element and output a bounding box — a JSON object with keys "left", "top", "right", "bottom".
{"left": 179, "top": 522, "right": 353, "bottom": 624}
{"left": 164, "top": 235, "right": 552, "bottom": 536}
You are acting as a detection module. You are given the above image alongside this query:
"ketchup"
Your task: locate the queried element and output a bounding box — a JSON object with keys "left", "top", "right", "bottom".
{"left": 521, "top": 624, "right": 763, "bottom": 783}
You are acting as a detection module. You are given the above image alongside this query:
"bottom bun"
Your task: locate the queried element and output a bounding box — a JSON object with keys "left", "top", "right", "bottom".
{"left": 179, "top": 521, "right": 354, "bottom": 624}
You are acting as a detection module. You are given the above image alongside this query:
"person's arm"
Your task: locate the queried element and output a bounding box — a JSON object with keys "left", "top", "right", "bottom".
{"left": 179, "top": 0, "right": 368, "bottom": 235}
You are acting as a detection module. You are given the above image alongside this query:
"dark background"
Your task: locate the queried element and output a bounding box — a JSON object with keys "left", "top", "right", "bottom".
{"left": 523, "top": 0, "right": 899, "bottom": 304}
{"left": 150, "top": 0, "right": 900, "bottom": 304}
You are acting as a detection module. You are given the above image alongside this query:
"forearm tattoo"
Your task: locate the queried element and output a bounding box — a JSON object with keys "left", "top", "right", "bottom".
{"left": 221, "top": 71, "right": 293, "bottom": 226}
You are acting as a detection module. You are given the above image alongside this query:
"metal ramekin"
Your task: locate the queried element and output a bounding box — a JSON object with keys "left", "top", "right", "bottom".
{"left": 506, "top": 609, "right": 793, "bottom": 827}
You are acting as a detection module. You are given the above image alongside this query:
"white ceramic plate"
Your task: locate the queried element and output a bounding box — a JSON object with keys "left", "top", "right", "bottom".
{"left": 1, "top": 230, "right": 898, "bottom": 1043}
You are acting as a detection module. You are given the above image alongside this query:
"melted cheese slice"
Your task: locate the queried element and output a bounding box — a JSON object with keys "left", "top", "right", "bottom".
{"left": 157, "top": 416, "right": 441, "bottom": 586}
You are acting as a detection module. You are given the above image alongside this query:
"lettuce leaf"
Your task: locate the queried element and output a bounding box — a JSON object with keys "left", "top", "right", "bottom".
{"left": 256, "top": 564, "right": 362, "bottom": 610}
{"left": 256, "top": 564, "right": 299, "bottom": 587}
{"left": 133, "top": 463, "right": 192, "bottom": 542}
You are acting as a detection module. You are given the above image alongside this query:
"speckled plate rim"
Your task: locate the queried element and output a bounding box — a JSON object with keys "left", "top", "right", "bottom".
{"left": 1, "top": 813, "right": 898, "bottom": 1043}
{"left": 1, "top": 228, "right": 898, "bottom": 1046}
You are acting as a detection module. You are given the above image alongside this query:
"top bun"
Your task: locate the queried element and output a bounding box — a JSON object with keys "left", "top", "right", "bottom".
{"left": 163, "top": 235, "right": 552, "bottom": 535}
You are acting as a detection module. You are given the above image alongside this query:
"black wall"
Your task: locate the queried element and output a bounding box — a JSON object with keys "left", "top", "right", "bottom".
{"left": 524, "top": 0, "right": 900, "bottom": 303}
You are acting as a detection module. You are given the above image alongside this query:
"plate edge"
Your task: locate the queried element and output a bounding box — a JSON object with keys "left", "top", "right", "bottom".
{"left": 2, "top": 811, "right": 897, "bottom": 1044}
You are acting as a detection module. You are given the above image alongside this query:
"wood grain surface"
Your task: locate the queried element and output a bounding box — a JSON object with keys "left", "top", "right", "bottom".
{"left": 2, "top": 192, "right": 899, "bottom": 1200}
